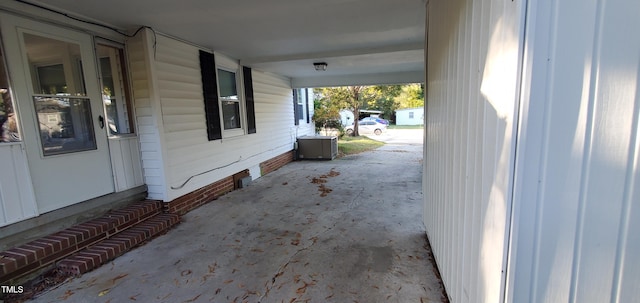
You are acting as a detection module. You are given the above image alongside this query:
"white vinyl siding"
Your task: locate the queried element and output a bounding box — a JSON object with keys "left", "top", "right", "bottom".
{"left": 424, "top": 0, "right": 523, "bottom": 302}
{"left": 141, "top": 33, "right": 313, "bottom": 201}
{"left": 128, "top": 29, "right": 169, "bottom": 201}
{"left": 294, "top": 88, "right": 315, "bottom": 137}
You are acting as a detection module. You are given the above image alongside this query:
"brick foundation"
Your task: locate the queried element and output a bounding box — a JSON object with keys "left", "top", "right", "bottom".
{"left": 165, "top": 176, "right": 235, "bottom": 215}
{"left": 165, "top": 151, "right": 294, "bottom": 215}
{"left": 260, "top": 151, "right": 294, "bottom": 175}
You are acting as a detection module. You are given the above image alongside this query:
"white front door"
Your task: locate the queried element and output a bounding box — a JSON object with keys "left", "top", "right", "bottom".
{"left": 1, "top": 13, "right": 114, "bottom": 213}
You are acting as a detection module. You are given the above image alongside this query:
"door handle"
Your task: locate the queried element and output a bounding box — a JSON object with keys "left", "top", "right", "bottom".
{"left": 98, "top": 115, "right": 105, "bottom": 129}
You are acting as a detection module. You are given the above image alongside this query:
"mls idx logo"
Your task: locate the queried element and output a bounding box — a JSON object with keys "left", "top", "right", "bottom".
{"left": 1, "top": 285, "right": 24, "bottom": 294}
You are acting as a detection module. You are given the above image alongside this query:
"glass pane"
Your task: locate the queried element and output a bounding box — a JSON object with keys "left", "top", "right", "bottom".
{"left": 1, "top": 42, "right": 20, "bottom": 142}
{"left": 97, "top": 44, "right": 133, "bottom": 135}
{"left": 222, "top": 101, "right": 241, "bottom": 130}
{"left": 23, "top": 33, "right": 86, "bottom": 96}
{"left": 34, "top": 96, "right": 96, "bottom": 155}
{"left": 218, "top": 69, "right": 237, "bottom": 99}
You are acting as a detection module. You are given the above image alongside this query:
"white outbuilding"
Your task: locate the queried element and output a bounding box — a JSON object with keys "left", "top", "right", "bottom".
{"left": 395, "top": 107, "right": 423, "bottom": 125}
{"left": 338, "top": 109, "right": 354, "bottom": 126}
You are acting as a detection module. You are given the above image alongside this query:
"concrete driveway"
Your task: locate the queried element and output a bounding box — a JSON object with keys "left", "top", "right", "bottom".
{"left": 30, "top": 129, "right": 446, "bottom": 303}
{"left": 369, "top": 128, "right": 424, "bottom": 145}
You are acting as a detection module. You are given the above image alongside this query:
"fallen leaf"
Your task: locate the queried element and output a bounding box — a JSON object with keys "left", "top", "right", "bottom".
{"left": 183, "top": 294, "right": 201, "bottom": 302}
{"left": 181, "top": 269, "right": 192, "bottom": 276}
{"left": 59, "top": 289, "right": 74, "bottom": 300}
{"left": 224, "top": 279, "right": 234, "bottom": 284}
{"left": 129, "top": 293, "right": 140, "bottom": 300}
{"left": 98, "top": 288, "right": 111, "bottom": 296}
{"left": 111, "top": 274, "right": 129, "bottom": 284}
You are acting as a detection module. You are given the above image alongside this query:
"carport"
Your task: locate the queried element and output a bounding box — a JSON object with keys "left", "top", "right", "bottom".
{"left": 2, "top": 0, "right": 639, "bottom": 302}
{"left": 27, "top": 132, "right": 444, "bottom": 302}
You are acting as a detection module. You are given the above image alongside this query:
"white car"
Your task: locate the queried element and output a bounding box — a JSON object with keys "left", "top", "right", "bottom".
{"left": 345, "top": 120, "right": 387, "bottom": 135}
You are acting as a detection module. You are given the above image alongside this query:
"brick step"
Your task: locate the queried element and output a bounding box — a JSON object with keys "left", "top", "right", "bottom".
{"left": 0, "top": 200, "right": 164, "bottom": 283}
{"left": 57, "top": 213, "right": 180, "bottom": 276}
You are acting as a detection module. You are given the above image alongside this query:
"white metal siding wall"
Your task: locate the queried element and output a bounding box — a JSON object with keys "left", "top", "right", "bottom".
{"left": 128, "top": 30, "right": 169, "bottom": 200}
{"left": 424, "top": 0, "right": 523, "bottom": 302}
{"left": 151, "top": 34, "right": 312, "bottom": 200}
{"left": 508, "top": 0, "right": 640, "bottom": 302}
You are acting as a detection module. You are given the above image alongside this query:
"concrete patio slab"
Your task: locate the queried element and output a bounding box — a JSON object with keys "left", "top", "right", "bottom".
{"left": 29, "top": 130, "right": 447, "bottom": 303}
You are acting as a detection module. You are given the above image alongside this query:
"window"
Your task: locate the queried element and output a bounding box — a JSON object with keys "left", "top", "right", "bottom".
{"left": 218, "top": 69, "right": 241, "bottom": 130}
{"left": 293, "top": 88, "right": 309, "bottom": 125}
{"left": 97, "top": 43, "right": 134, "bottom": 136}
{"left": 25, "top": 32, "right": 95, "bottom": 155}
{"left": 199, "top": 50, "right": 256, "bottom": 140}
{"left": 409, "top": 112, "right": 414, "bottom": 119}
{"left": 296, "top": 88, "right": 304, "bottom": 121}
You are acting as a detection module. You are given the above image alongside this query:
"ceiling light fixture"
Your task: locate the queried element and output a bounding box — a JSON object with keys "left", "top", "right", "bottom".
{"left": 313, "top": 62, "right": 328, "bottom": 71}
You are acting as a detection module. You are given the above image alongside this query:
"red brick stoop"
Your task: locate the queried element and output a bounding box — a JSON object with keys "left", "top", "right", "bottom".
{"left": 0, "top": 200, "right": 178, "bottom": 283}
{"left": 57, "top": 213, "right": 180, "bottom": 276}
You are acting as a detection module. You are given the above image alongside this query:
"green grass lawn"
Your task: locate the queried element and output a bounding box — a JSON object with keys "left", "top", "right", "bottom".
{"left": 387, "top": 124, "right": 424, "bottom": 129}
{"left": 338, "top": 136, "right": 385, "bottom": 156}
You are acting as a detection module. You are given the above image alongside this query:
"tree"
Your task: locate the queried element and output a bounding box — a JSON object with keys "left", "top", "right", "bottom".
{"left": 394, "top": 83, "right": 424, "bottom": 109}
{"left": 311, "top": 94, "right": 342, "bottom": 134}
{"left": 317, "top": 86, "right": 382, "bottom": 136}
{"left": 367, "top": 85, "right": 402, "bottom": 121}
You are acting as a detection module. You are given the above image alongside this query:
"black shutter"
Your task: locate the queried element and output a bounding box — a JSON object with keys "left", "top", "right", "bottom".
{"left": 199, "top": 50, "right": 222, "bottom": 140}
{"left": 243, "top": 66, "right": 256, "bottom": 134}
{"left": 304, "top": 88, "right": 310, "bottom": 123}
{"left": 293, "top": 89, "right": 299, "bottom": 125}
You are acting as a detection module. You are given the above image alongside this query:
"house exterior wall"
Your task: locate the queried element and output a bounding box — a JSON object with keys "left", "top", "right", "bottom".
{"left": 507, "top": 0, "right": 640, "bottom": 302}
{"left": 424, "top": 0, "right": 524, "bottom": 302}
{"left": 128, "top": 29, "right": 170, "bottom": 201}
{"left": 128, "top": 30, "right": 314, "bottom": 202}
{"left": 395, "top": 107, "right": 423, "bottom": 125}
{"left": 0, "top": 143, "right": 37, "bottom": 227}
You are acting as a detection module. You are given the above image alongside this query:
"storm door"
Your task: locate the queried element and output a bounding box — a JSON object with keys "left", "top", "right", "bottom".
{"left": 0, "top": 13, "right": 114, "bottom": 212}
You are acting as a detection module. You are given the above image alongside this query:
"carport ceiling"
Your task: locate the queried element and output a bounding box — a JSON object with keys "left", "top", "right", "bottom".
{"left": 21, "top": 0, "right": 426, "bottom": 87}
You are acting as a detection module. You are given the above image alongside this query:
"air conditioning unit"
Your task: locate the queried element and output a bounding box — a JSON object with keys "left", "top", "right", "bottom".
{"left": 297, "top": 136, "right": 338, "bottom": 160}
